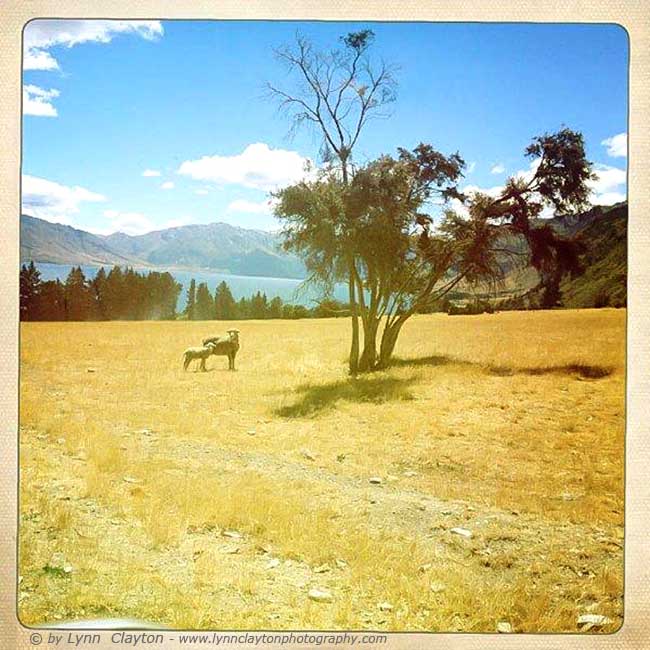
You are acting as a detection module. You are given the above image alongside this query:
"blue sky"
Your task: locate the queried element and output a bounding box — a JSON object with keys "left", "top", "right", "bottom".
{"left": 22, "top": 20, "right": 628, "bottom": 234}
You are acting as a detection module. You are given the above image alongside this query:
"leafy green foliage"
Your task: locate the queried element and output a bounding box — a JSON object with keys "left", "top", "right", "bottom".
{"left": 525, "top": 129, "right": 595, "bottom": 212}
{"left": 275, "top": 128, "right": 595, "bottom": 370}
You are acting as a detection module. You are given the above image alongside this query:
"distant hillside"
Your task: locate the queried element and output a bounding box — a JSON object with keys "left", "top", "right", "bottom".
{"left": 557, "top": 202, "right": 627, "bottom": 308}
{"left": 499, "top": 202, "right": 627, "bottom": 309}
{"left": 20, "top": 215, "right": 306, "bottom": 279}
{"left": 20, "top": 215, "right": 135, "bottom": 267}
{"left": 105, "top": 222, "right": 305, "bottom": 278}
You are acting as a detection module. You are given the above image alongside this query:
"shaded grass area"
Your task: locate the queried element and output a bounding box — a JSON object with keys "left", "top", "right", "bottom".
{"left": 390, "top": 355, "right": 614, "bottom": 379}
{"left": 277, "top": 353, "right": 614, "bottom": 418}
{"left": 276, "top": 375, "right": 417, "bottom": 417}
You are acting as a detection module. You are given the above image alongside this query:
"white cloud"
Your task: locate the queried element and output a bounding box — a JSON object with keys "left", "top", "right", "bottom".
{"left": 195, "top": 189, "right": 209, "bottom": 195}
{"left": 449, "top": 198, "right": 470, "bottom": 219}
{"left": 463, "top": 183, "right": 504, "bottom": 199}
{"left": 23, "top": 49, "right": 59, "bottom": 71}
{"left": 514, "top": 158, "right": 542, "bottom": 184}
{"left": 22, "top": 174, "right": 106, "bottom": 222}
{"left": 160, "top": 181, "right": 175, "bottom": 190}
{"left": 589, "top": 163, "right": 626, "bottom": 205}
{"left": 490, "top": 163, "right": 505, "bottom": 174}
{"left": 466, "top": 161, "right": 476, "bottom": 174}
{"left": 591, "top": 191, "right": 626, "bottom": 205}
{"left": 100, "top": 210, "right": 155, "bottom": 236}
{"left": 23, "top": 19, "right": 163, "bottom": 71}
{"left": 227, "top": 198, "right": 276, "bottom": 214}
{"left": 178, "top": 142, "right": 313, "bottom": 191}
{"left": 23, "top": 84, "right": 59, "bottom": 117}
{"left": 601, "top": 132, "right": 627, "bottom": 158}
{"left": 97, "top": 209, "right": 190, "bottom": 236}
{"left": 142, "top": 169, "right": 161, "bottom": 177}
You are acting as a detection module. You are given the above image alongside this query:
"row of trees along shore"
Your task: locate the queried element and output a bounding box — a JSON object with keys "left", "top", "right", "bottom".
{"left": 185, "top": 278, "right": 349, "bottom": 320}
{"left": 19, "top": 263, "right": 351, "bottom": 322}
{"left": 19, "top": 264, "right": 182, "bottom": 321}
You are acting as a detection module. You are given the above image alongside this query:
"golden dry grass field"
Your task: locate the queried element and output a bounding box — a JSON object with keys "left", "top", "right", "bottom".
{"left": 18, "top": 309, "right": 625, "bottom": 632}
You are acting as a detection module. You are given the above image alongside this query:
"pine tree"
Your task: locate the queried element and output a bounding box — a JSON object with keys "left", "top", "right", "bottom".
{"left": 20, "top": 261, "right": 41, "bottom": 320}
{"left": 268, "top": 296, "right": 283, "bottom": 319}
{"left": 37, "top": 280, "right": 66, "bottom": 320}
{"left": 214, "top": 281, "right": 237, "bottom": 320}
{"left": 104, "top": 266, "right": 126, "bottom": 319}
{"left": 185, "top": 279, "right": 196, "bottom": 320}
{"left": 237, "top": 296, "right": 250, "bottom": 320}
{"left": 90, "top": 267, "right": 108, "bottom": 319}
{"left": 195, "top": 282, "right": 214, "bottom": 320}
{"left": 161, "top": 272, "right": 182, "bottom": 320}
{"left": 64, "top": 266, "right": 93, "bottom": 321}
{"left": 250, "top": 291, "right": 268, "bottom": 319}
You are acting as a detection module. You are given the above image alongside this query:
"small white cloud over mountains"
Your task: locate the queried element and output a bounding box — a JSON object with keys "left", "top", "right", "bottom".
{"left": 23, "top": 20, "right": 163, "bottom": 71}
{"left": 22, "top": 174, "right": 106, "bottom": 222}
{"left": 490, "top": 163, "right": 505, "bottom": 174}
{"left": 588, "top": 163, "right": 626, "bottom": 205}
{"left": 102, "top": 210, "right": 154, "bottom": 236}
{"left": 227, "top": 198, "right": 276, "bottom": 214}
{"left": 178, "top": 143, "right": 313, "bottom": 191}
{"left": 160, "top": 181, "right": 175, "bottom": 190}
{"left": 23, "top": 84, "right": 59, "bottom": 117}
{"left": 99, "top": 210, "right": 189, "bottom": 236}
{"left": 142, "top": 169, "right": 161, "bottom": 177}
{"left": 601, "top": 132, "right": 627, "bottom": 158}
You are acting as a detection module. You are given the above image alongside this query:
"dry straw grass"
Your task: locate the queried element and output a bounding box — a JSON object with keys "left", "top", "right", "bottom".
{"left": 18, "top": 309, "right": 625, "bottom": 631}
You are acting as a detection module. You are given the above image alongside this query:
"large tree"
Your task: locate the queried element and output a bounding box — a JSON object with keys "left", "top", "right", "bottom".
{"left": 268, "top": 29, "right": 397, "bottom": 373}
{"left": 275, "top": 129, "right": 594, "bottom": 371}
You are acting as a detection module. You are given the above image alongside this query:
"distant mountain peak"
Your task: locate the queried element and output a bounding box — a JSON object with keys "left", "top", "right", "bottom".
{"left": 20, "top": 214, "right": 305, "bottom": 279}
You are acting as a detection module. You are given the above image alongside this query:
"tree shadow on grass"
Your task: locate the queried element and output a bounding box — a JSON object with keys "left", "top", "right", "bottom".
{"left": 389, "top": 355, "right": 470, "bottom": 370}
{"left": 489, "top": 363, "right": 615, "bottom": 379}
{"left": 390, "top": 355, "right": 615, "bottom": 380}
{"left": 276, "top": 374, "right": 418, "bottom": 418}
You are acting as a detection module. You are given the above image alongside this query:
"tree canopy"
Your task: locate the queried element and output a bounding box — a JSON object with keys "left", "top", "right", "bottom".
{"left": 275, "top": 128, "right": 594, "bottom": 370}
{"left": 269, "top": 30, "right": 595, "bottom": 373}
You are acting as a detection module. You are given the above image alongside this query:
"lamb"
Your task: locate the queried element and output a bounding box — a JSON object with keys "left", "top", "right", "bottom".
{"left": 208, "top": 329, "right": 240, "bottom": 371}
{"left": 182, "top": 342, "right": 217, "bottom": 372}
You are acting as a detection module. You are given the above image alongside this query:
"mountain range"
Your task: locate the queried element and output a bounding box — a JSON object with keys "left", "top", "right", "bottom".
{"left": 20, "top": 215, "right": 306, "bottom": 279}
{"left": 20, "top": 202, "right": 627, "bottom": 308}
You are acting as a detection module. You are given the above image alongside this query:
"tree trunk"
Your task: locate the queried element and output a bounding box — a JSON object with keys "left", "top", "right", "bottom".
{"left": 377, "top": 318, "right": 406, "bottom": 368}
{"left": 358, "top": 316, "right": 380, "bottom": 372}
{"left": 348, "top": 267, "right": 360, "bottom": 375}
